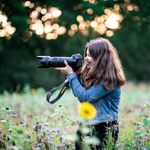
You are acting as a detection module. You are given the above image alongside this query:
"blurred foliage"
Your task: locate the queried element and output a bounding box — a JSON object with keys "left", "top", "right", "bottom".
{"left": 0, "top": 0, "right": 150, "bottom": 92}
{"left": 0, "top": 83, "right": 149, "bottom": 149}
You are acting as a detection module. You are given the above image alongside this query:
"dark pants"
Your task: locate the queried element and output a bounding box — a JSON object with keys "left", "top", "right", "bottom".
{"left": 75, "top": 121, "right": 119, "bottom": 150}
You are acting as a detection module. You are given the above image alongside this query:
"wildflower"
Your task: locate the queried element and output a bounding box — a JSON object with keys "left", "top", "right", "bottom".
{"left": 31, "top": 88, "right": 36, "bottom": 94}
{"left": 78, "top": 102, "right": 96, "bottom": 120}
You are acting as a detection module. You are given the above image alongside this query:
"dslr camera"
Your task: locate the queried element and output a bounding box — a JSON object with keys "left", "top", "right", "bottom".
{"left": 37, "top": 53, "right": 82, "bottom": 71}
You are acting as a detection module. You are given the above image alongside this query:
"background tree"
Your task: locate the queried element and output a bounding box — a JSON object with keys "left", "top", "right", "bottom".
{"left": 0, "top": 0, "right": 149, "bottom": 92}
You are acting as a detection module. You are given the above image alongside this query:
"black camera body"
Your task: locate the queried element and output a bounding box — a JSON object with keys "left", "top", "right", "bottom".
{"left": 37, "top": 53, "right": 82, "bottom": 71}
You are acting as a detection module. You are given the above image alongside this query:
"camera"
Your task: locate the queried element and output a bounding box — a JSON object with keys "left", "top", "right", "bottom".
{"left": 37, "top": 53, "right": 82, "bottom": 71}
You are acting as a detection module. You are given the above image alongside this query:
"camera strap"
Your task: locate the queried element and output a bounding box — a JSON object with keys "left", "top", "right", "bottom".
{"left": 46, "top": 79, "right": 69, "bottom": 104}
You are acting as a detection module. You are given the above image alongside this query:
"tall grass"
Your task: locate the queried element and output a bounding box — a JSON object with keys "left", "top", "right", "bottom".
{"left": 0, "top": 83, "right": 149, "bottom": 149}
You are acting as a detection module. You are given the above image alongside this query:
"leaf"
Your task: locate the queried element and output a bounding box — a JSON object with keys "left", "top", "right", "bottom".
{"left": 16, "top": 126, "right": 24, "bottom": 134}
{"left": 143, "top": 118, "right": 150, "bottom": 127}
{"left": 83, "top": 136, "right": 100, "bottom": 145}
{"left": 0, "top": 119, "right": 9, "bottom": 127}
{"left": 145, "top": 142, "right": 150, "bottom": 150}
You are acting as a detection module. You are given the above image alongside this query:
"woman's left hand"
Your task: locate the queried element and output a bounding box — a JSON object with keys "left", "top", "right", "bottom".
{"left": 55, "top": 60, "right": 74, "bottom": 75}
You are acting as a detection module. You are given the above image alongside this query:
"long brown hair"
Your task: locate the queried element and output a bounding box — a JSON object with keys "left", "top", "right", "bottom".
{"left": 81, "top": 37, "right": 126, "bottom": 89}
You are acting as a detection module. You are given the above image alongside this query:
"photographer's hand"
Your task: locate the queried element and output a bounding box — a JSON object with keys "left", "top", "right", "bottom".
{"left": 55, "top": 60, "right": 74, "bottom": 75}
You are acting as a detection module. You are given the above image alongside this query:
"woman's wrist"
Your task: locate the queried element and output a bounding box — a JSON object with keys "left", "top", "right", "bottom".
{"left": 67, "top": 72, "right": 76, "bottom": 80}
{"left": 67, "top": 71, "right": 74, "bottom": 75}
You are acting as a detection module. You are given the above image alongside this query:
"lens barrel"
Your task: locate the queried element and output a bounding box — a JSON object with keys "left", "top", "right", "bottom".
{"left": 37, "top": 54, "right": 82, "bottom": 71}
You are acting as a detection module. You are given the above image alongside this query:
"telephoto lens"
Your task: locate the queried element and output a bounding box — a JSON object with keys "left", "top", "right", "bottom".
{"left": 37, "top": 53, "right": 82, "bottom": 71}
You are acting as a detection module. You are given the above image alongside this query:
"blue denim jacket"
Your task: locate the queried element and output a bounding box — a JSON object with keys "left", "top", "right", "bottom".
{"left": 67, "top": 73, "right": 121, "bottom": 124}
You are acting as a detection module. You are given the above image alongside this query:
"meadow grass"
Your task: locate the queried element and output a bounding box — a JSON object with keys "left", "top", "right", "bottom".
{"left": 0, "top": 82, "right": 149, "bottom": 149}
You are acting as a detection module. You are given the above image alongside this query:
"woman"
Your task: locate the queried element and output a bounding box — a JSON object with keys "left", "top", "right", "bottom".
{"left": 56, "top": 37, "right": 126, "bottom": 149}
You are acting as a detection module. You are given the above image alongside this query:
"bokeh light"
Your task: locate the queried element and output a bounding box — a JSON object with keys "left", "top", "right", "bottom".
{"left": 0, "top": 11, "right": 16, "bottom": 38}
{"left": 24, "top": 1, "right": 66, "bottom": 40}
{"left": 68, "top": 5, "right": 123, "bottom": 37}
{"left": 0, "top": 1, "right": 139, "bottom": 39}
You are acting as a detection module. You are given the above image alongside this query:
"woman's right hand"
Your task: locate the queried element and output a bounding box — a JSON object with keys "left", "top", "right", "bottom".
{"left": 55, "top": 60, "right": 74, "bottom": 76}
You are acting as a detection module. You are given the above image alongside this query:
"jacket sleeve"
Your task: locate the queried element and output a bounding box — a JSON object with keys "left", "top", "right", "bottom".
{"left": 67, "top": 73, "right": 111, "bottom": 102}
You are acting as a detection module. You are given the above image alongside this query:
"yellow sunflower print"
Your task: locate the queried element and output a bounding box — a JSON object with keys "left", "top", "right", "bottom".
{"left": 78, "top": 102, "right": 96, "bottom": 120}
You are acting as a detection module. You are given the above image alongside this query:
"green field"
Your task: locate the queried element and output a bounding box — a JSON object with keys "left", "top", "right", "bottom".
{"left": 0, "top": 83, "right": 150, "bottom": 150}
